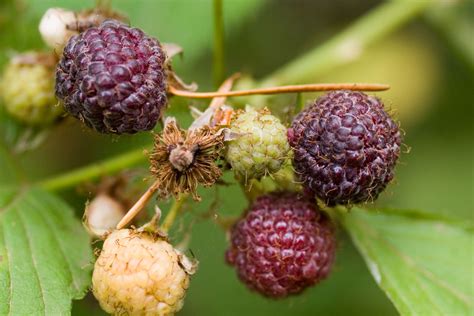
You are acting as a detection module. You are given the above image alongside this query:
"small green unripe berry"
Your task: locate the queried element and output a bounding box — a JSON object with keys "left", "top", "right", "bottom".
{"left": 226, "top": 106, "right": 290, "bottom": 180}
{"left": 1, "top": 54, "right": 62, "bottom": 125}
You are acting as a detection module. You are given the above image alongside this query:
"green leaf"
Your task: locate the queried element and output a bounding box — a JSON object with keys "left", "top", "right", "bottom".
{"left": 0, "top": 187, "right": 93, "bottom": 315}
{"left": 340, "top": 207, "right": 473, "bottom": 316}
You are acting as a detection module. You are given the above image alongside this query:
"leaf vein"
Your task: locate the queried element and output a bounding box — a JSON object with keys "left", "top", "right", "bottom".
{"left": 0, "top": 188, "right": 26, "bottom": 213}
{"left": 32, "top": 196, "right": 81, "bottom": 294}
{"left": 351, "top": 215, "right": 471, "bottom": 311}
{"left": 1, "top": 223, "right": 12, "bottom": 316}
{"left": 374, "top": 223, "right": 472, "bottom": 306}
{"left": 346, "top": 218, "right": 415, "bottom": 314}
{"left": 14, "top": 205, "right": 46, "bottom": 315}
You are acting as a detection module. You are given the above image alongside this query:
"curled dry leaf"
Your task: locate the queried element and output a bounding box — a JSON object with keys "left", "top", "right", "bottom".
{"left": 188, "top": 73, "right": 240, "bottom": 131}
{"left": 135, "top": 205, "right": 169, "bottom": 239}
{"left": 162, "top": 42, "right": 184, "bottom": 61}
{"left": 177, "top": 249, "right": 199, "bottom": 275}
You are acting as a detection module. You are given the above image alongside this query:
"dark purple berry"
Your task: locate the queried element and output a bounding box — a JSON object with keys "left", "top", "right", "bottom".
{"left": 55, "top": 20, "right": 167, "bottom": 134}
{"left": 225, "top": 193, "right": 336, "bottom": 298}
{"left": 288, "top": 91, "right": 401, "bottom": 205}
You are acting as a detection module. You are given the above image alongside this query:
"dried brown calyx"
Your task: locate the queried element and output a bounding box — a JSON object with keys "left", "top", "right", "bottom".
{"left": 67, "top": 7, "right": 128, "bottom": 33}
{"left": 150, "top": 118, "right": 225, "bottom": 201}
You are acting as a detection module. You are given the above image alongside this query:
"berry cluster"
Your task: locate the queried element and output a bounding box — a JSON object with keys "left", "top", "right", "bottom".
{"left": 0, "top": 5, "right": 406, "bottom": 315}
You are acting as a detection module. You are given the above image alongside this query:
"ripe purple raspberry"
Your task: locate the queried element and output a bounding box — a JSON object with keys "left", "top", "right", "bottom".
{"left": 55, "top": 20, "right": 167, "bottom": 134}
{"left": 225, "top": 193, "right": 336, "bottom": 298}
{"left": 288, "top": 91, "right": 401, "bottom": 206}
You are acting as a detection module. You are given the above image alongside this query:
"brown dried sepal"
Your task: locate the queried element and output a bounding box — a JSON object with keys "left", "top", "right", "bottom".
{"left": 149, "top": 118, "right": 224, "bottom": 201}
{"left": 67, "top": 7, "right": 128, "bottom": 33}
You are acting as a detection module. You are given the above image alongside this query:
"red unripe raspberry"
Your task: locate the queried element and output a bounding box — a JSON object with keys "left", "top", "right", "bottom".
{"left": 55, "top": 20, "right": 167, "bottom": 134}
{"left": 288, "top": 91, "right": 401, "bottom": 206}
{"left": 226, "top": 193, "right": 336, "bottom": 298}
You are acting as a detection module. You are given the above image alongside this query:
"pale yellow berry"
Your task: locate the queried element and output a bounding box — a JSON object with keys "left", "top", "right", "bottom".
{"left": 93, "top": 229, "right": 194, "bottom": 316}
{"left": 1, "top": 57, "right": 62, "bottom": 125}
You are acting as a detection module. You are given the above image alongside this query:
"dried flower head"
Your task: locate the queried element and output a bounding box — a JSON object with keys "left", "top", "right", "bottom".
{"left": 150, "top": 118, "right": 224, "bottom": 201}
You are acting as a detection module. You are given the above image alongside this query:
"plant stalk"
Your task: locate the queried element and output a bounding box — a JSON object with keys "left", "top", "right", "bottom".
{"left": 38, "top": 148, "right": 147, "bottom": 191}
{"left": 213, "top": 0, "right": 225, "bottom": 88}
{"left": 169, "top": 82, "right": 389, "bottom": 99}
{"left": 116, "top": 179, "right": 160, "bottom": 229}
{"left": 259, "top": 0, "right": 431, "bottom": 87}
{"left": 38, "top": 1, "right": 429, "bottom": 192}
{"left": 161, "top": 194, "right": 188, "bottom": 233}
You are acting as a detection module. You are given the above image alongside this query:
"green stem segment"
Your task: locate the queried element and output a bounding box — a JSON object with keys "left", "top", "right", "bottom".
{"left": 37, "top": 1, "right": 431, "bottom": 192}
{"left": 38, "top": 148, "right": 147, "bottom": 191}
{"left": 260, "top": 0, "right": 431, "bottom": 86}
{"left": 161, "top": 194, "right": 188, "bottom": 233}
{"left": 213, "top": 0, "right": 225, "bottom": 88}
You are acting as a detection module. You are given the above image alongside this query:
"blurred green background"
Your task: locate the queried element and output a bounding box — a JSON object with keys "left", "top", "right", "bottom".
{"left": 0, "top": 0, "right": 472, "bottom": 315}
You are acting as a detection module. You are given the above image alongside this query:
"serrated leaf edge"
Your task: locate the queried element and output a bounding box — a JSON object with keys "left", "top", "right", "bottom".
{"left": 344, "top": 213, "right": 472, "bottom": 315}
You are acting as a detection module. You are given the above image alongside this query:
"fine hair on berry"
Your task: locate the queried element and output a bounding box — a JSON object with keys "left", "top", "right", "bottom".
{"left": 226, "top": 193, "right": 336, "bottom": 298}
{"left": 225, "top": 106, "right": 290, "bottom": 181}
{"left": 288, "top": 90, "right": 401, "bottom": 206}
{"left": 92, "top": 229, "right": 192, "bottom": 315}
{"left": 55, "top": 20, "right": 167, "bottom": 134}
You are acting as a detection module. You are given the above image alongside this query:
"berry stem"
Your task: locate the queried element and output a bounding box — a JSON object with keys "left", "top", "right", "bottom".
{"left": 96, "top": 0, "right": 112, "bottom": 11}
{"left": 259, "top": 1, "right": 431, "bottom": 87}
{"left": 296, "top": 92, "right": 305, "bottom": 112}
{"left": 212, "top": 0, "right": 225, "bottom": 88}
{"left": 117, "top": 76, "right": 232, "bottom": 229}
{"left": 161, "top": 194, "right": 188, "bottom": 233}
{"left": 169, "top": 83, "right": 389, "bottom": 99}
{"left": 116, "top": 179, "right": 160, "bottom": 229}
{"left": 35, "top": 2, "right": 427, "bottom": 192}
{"left": 38, "top": 148, "right": 147, "bottom": 191}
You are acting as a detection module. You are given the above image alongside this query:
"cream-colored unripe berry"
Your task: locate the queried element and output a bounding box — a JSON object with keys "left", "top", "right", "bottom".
{"left": 39, "top": 8, "right": 78, "bottom": 53}
{"left": 83, "top": 194, "right": 125, "bottom": 237}
{"left": 93, "top": 229, "right": 194, "bottom": 316}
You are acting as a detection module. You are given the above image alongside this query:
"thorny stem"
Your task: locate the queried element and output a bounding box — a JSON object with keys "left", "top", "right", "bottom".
{"left": 38, "top": 1, "right": 429, "bottom": 192}
{"left": 213, "top": 0, "right": 225, "bottom": 88}
{"left": 161, "top": 194, "right": 189, "bottom": 233}
{"left": 116, "top": 179, "right": 160, "bottom": 229}
{"left": 169, "top": 82, "right": 390, "bottom": 99}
